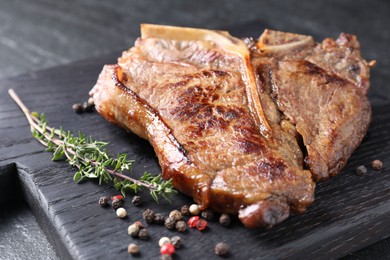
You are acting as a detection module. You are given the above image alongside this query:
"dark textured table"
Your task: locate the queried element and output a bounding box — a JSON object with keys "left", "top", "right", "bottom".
{"left": 0, "top": 1, "right": 389, "bottom": 259}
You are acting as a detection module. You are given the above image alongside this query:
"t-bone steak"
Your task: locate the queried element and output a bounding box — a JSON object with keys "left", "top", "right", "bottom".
{"left": 90, "top": 24, "right": 372, "bottom": 228}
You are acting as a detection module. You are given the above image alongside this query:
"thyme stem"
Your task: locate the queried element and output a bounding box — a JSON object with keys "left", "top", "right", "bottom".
{"left": 8, "top": 89, "right": 176, "bottom": 202}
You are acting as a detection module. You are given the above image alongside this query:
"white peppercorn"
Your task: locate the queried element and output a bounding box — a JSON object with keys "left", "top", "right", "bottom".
{"left": 159, "top": 237, "right": 171, "bottom": 247}
{"left": 116, "top": 207, "right": 127, "bottom": 218}
{"left": 189, "top": 204, "right": 200, "bottom": 215}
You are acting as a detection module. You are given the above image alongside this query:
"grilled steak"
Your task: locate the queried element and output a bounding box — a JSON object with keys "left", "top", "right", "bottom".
{"left": 90, "top": 25, "right": 371, "bottom": 228}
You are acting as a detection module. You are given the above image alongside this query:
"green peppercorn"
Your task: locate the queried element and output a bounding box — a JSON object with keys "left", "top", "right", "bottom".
{"left": 164, "top": 217, "right": 176, "bottom": 230}
{"left": 143, "top": 209, "right": 155, "bottom": 223}
{"left": 132, "top": 195, "right": 142, "bottom": 206}
{"left": 201, "top": 209, "right": 214, "bottom": 220}
{"left": 169, "top": 210, "right": 182, "bottom": 221}
{"left": 170, "top": 236, "right": 182, "bottom": 249}
{"left": 181, "top": 205, "right": 190, "bottom": 216}
{"left": 154, "top": 213, "right": 165, "bottom": 224}
{"left": 175, "top": 220, "right": 187, "bottom": 232}
{"left": 138, "top": 228, "right": 149, "bottom": 240}
{"left": 219, "top": 214, "right": 231, "bottom": 227}
{"left": 98, "top": 196, "right": 108, "bottom": 207}
{"left": 214, "top": 242, "right": 229, "bottom": 256}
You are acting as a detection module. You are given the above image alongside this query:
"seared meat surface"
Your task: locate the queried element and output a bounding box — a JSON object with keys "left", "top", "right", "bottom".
{"left": 90, "top": 25, "right": 371, "bottom": 228}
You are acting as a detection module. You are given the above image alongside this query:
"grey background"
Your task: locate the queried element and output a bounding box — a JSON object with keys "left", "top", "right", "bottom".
{"left": 0, "top": 0, "right": 389, "bottom": 259}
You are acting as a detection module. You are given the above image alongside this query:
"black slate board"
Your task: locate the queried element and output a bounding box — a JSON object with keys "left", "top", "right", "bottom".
{"left": 1, "top": 22, "right": 390, "bottom": 260}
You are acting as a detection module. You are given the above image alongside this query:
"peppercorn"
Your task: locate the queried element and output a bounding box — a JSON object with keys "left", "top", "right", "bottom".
{"left": 181, "top": 205, "right": 190, "bottom": 216}
{"left": 170, "top": 236, "right": 182, "bottom": 249}
{"left": 219, "top": 214, "right": 231, "bottom": 227}
{"left": 214, "top": 242, "right": 229, "bottom": 257}
{"left": 196, "top": 219, "right": 208, "bottom": 231}
{"left": 159, "top": 237, "right": 171, "bottom": 247}
{"left": 127, "top": 243, "right": 139, "bottom": 255}
{"left": 87, "top": 97, "right": 95, "bottom": 107}
{"left": 138, "top": 228, "right": 149, "bottom": 240}
{"left": 128, "top": 223, "right": 140, "bottom": 237}
{"left": 164, "top": 217, "right": 176, "bottom": 229}
{"left": 72, "top": 103, "right": 83, "bottom": 113}
{"left": 201, "top": 209, "right": 214, "bottom": 220}
{"left": 356, "top": 165, "right": 368, "bottom": 176}
{"left": 98, "top": 196, "right": 108, "bottom": 207}
{"left": 175, "top": 220, "right": 187, "bottom": 232}
{"left": 372, "top": 159, "right": 383, "bottom": 170}
{"left": 169, "top": 210, "right": 182, "bottom": 221}
{"left": 154, "top": 213, "right": 165, "bottom": 224}
{"left": 111, "top": 195, "right": 124, "bottom": 201}
{"left": 143, "top": 209, "right": 155, "bottom": 223}
{"left": 133, "top": 221, "right": 145, "bottom": 229}
{"left": 160, "top": 255, "right": 172, "bottom": 260}
{"left": 189, "top": 204, "right": 200, "bottom": 215}
{"left": 116, "top": 207, "right": 127, "bottom": 218}
{"left": 160, "top": 243, "right": 175, "bottom": 255}
{"left": 188, "top": 216, "right": 200, "bottom": 228}
{"left": 132, "top": 195, "right": 142, "bottom": 206}
{"left": 111, "top": 197, "right": 123, "bottom": 209}
{"left": 82, "top": 101, "right": 94, "bottom": 112}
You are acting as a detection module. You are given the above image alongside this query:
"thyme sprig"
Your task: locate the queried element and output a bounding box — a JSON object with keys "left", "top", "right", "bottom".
{"left": 8, "top": 89, "right": 176, "bottom": 202}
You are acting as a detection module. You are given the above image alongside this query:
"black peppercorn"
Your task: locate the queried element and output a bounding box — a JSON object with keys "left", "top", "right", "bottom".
{"left": 175, "top": 220, "right": 187, "bottom": 232}
{"left": 170, "top": 236, "right": 182, "bottom": 249}
{"left": 214, "top": 242, "right": 229, "bottom": 256}
{"left": 132, "top": 195, "right": 142, "bottom": 206}
{"left": 356, "top": 165, "right": 368, "bottom": 176}
{"left": 164, "top": 217, "right": 176, "bottom": 229}
{"left": 219, "top": 214, "right": 231, "bottom": 227}
{"left": 143, "top": 209, "right": 155, "bottom": 223}
{"left": 98, "top": 196, "right": 108, "bottom": 207}
{"left": 138, "top": 228, "right": 149, "bottom": 240}
{"left": 72, "top": 103, "right": 83, "bottom": 113}
{"left": 181, "top": 205, "right": 190, "bottom": 216}
{"left": 201, "top": 209, "right": 214, "bottom": 220}
{"left": 82, "top": 101, "right": 94, "bottom": 112}
{"left": 112, "top": 198, "right": 123, "bottom": 209}
{"left": 154, "top": 213, "right": 165, "bottom": 224}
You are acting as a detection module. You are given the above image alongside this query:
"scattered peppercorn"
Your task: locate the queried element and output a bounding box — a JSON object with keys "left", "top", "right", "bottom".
{"left": 111, "top": 195, "right": 124, "bottom": 201}
{"left": 98, "top": 196, "right": 108, "bottom": 207}
{"left": 159, "top": 237, "right": 171, "bottom": 247}
{"left": 164, "top": 217, "right": 176, "bottom": 230}
{"left": 133, "top": 221, "right": 145, "bottom": 229}
{"left": 175, "top": 220, "right": 187, "bottom": 232}
{"left": 111, "top": 197, "right": 123, "bottom": 210}
{"left": 160, "top": 243, "right": 175, "bottom": 255}
{"left": 196, "top": 219, "right": 208, "bottom": 231}
{"left": 127, "top": 243, "right": 139, "bottom": 255}
{"left": 87, "top": 97, "right": 95, "bottom": 107}
{"left": 214, "top": 242, "right": 229, "bottom": 257}
{"left": 132, "top": 195, "right": 142, "bottom": 206}
{"left": 181, "top": 205, "right": 190, "bottom": 216}
{"left": 188, "top": 216, "right": 200, "bottom": 228}
{"left": 72, "top": 103, "right": 83, "bottom": 113}
{"left": 143, "top": 209, "right": 155, "bottom": 223}
{"left": 138, "top": 228, "right": 149, "bottom": 240}
{"left": 170, "top": 236, "right": 182, "bottom": 249}
{"left": 128, "top": 223, "right": 140, "bottom": 237}
{"left": 169, "top": 210, "right": 182, "bottom": 221}
{"left": 154, "top": 213, "right": 165, "bottom": 225}
{"left": 219, "top": 214, "right": 231, "bottom": 227}
{"left": 372, "top": 159, "right": 383, "bottom": 170}
{"left": 201, "top": 209, "right": 214, "bottom": 220}
{"left": 160, "top": 255, "right": 172, "bottom": 260}
{"left": 356, "top": 165, "right": 368, "bottom": 176}
{"left": 189, "top": 204, "right": 200, "bottom": 215}
{"left": 116, "top": 207, "right": 127, "bottom": 218}
{"left": 82, "top": 101, "right": 94, "bottom": 112}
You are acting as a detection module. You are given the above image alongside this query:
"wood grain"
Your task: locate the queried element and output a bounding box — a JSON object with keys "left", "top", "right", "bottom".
{"left": 1, "top": 49, "right": 390, "bottom": 259}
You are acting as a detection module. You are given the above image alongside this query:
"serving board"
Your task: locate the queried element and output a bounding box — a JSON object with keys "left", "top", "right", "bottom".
{"left": 1, "top": 22, "right": 390, "bottom": 260}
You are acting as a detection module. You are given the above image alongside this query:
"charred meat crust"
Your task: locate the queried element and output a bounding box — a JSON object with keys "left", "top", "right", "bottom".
{"left": 90, "top": 25, "right": 371, "bottom": 228}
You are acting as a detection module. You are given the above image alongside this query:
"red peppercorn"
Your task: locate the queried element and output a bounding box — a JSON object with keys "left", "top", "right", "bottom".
{"left": 160, "top": 243, "right": 175, "bottom": 255}
{"left": 188, "top": 216, "right": 200, "bottom": 228}
{"left": 196, "top": 219, "right": 208, "bottom": 231}
{"left": 111, "top": 195, "right": 124, "bottom": 201}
